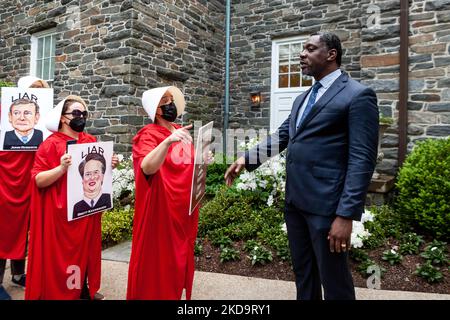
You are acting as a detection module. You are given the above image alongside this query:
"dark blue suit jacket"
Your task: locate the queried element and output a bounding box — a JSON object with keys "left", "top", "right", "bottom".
{"left": 245, "top": 72, "right": 379, "bottom": 221}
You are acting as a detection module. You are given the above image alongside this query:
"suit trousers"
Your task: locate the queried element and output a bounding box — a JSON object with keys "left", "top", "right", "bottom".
{"left": 284, "top": 203, "right": 355, "bottom": 300}
{"left": 0, "top": 259, "right": 26, "bottom": 284}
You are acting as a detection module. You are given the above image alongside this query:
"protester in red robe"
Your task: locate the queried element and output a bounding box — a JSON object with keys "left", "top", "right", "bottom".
{"left": 127, "top": 86, "right": 199, "bottom": 300}
{"left": 0, "top": 76, "right": 49, "bottom": 300}
{"left": 25, "top": 95, "right": 118, "bottom": 300}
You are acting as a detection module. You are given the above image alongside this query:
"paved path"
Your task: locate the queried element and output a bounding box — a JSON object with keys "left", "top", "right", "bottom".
{"left": 3, "top": 241, "right": 450, "bottom": 300}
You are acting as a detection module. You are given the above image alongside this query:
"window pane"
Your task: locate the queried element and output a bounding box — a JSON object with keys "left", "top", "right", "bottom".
{"left": 44, "top": 36, "right": 51, "bottom": 58}
{"left": 290, "top": 63, "right": 300, "bottom": 73}
{"left": 290, "top": 74, "right": 300, "bottom": 87}
{"left": 290, "top": 43, "right": 302, "bottom": 60}
{"left": 37, "top": 38, "right": 44, "bottom": 59}
{"left": 279, "top": 44, "right": 289, "bottom": 61}
{"left": 279, "top": 75, "right": 288, "bottom": 88}
{"left": 50, "top": 35, "right": 56, "bottom": 57}
{"left": 36, "top": 60, "right": 43, "bottom": 78}
{"left": 302, "top": 75, "right": 313, "bottom": 87}
{"left": 43, "top": 58, "right": 50, "bottom": 81}
{"left": 49, "top": 58, "right": 55, "bottom": 80}
{"left": 279, "top": 64, "right": 289, "bottom": 73}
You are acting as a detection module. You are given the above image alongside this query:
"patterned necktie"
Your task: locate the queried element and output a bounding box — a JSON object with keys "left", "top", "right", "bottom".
{"left": 91, "top": 199, "right": 94, "bottom": 208}
{"left": 296, "top": 81, "right": 322, "bottom": 128}
{"left": 21, "top": 136, "right": 28, "bottom": 144}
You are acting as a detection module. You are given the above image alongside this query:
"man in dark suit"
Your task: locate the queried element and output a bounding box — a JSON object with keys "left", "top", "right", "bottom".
{"left": 72, "top": 152, "right": 112, "bottom": 220}
{"left": 3, "top": 99, "right": 43, "bottom": 150}
{"left": 225, "top": 32, "right": 379, "bottom": 300}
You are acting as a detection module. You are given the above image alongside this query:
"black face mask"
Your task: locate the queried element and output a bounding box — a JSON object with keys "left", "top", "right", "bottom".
{"left": 160, "top": 102, "right": 178, "bottom": 122}
{"left": 68, "top": 117, "right": 86, "bottom": 132}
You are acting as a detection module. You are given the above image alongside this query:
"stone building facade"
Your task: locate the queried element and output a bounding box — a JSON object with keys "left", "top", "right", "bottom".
{"left": 0, "top": 0, "right": 225, "bottom": 153}
{"left": 228, "top": 0, "right": 450, "bottom": 175}
{"left": 1, "top": 0, "right": 449, "bottom": 175}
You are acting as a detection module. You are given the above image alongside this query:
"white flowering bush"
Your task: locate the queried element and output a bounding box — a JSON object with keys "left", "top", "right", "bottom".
{"left": 351, "top": 209, "right": 374, "bottom": 248}
{"left": 235, "top": 137, "right": 286, "bottom": 207}
{"left": 112, "top": 154, "right": 135, "bottom": 204}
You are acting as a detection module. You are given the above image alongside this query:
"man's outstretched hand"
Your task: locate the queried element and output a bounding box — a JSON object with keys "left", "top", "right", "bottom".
{"left": 224, "top": 156, "right": 246, "bottom": 186}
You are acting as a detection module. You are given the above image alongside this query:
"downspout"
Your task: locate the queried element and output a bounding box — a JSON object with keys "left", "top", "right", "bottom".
{"left": 398, "top": 0, "right": 409, "bottom": 166}
{"left": 223, "top": 0, "right": 230, "bottom": 156}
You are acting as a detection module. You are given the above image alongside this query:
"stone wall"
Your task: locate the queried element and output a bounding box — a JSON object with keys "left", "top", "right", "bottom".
{"left": 0, "top": 0, "right": 225, "bottom": 152}
{"left": 129, "top": 0, "right": 225, "bottom": 132}
{"left": 1, "top": 0, "right": 449, "bottom": 172}
{"left": 228, "top": 0, "right": 365, "bottom": 130}
{"left": 229, "top": 0, "right": 450, "bottom": 176}
{"left": 361, "top": 0, "right": 450, "bottom": 175}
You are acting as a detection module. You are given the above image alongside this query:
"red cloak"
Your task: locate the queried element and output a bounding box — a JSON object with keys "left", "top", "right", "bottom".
{"left": 127, "top": 124, "right": 199, "bottom": 300}
{"left": 0, "top": 151, "right": 34, "bottom": 260}
{"left": 25, "top": 132, "right": 102, "bottom": 300}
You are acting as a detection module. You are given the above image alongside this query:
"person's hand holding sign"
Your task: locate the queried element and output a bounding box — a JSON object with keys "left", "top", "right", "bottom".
{"left": 111, "top": 153, "right": 120, "bottom": 169}
{"left": 59, "top": 153, "right": 72, "bottom": 173}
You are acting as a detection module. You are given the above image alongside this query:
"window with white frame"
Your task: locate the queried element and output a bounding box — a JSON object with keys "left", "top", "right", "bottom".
{"left": 30, "top": 30, "right": 57, "bottom": 82}
{"left": 277, "top": 41, "right": 313, "bottom": 89}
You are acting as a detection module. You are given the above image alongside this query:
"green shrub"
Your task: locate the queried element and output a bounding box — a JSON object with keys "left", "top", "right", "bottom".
{"left": 399, "top": 232, "right": 425, "bottom": 255}
{"left": 363, "top": 205, "right": 405, "bottom": 249}
{"left": 425, "top": 240, "right": 448, "bottom": 252}
{"left": 350, "top": 248, "right": 370, "bottom": 262}
{"left": 415, "top": 261, "right": 444, "bottom": 283}
{"left": 194, "top": 239, "right": 203, "bottom": 256}
{"left": 382, "top": 249, "right": 403, "bottom": 265}
{"left": 420, "top": 244, "right": 449, "bottom": 266}
{"left": 219, "top": 247, "right": 240, "bottom": 263}
{"left": 101, "top": 207, "right": 134, "bottom": 246}
{"left": 243, "top": 240, "right": 260, "bottom": 252}
{"left": 210, "top": 232, "right": 233, "bottom": 248}
{"left": 270, "top": 234, "right": 291, "bottom": 261}
{"left": 396, "top": 138, "right": 450, "bottom": 240}
{"left": 248, "top": 245, "right": 273, "bottom": 266}
{"left": 205, "top": 153, "right": 231, "bottom": 197}
{"left": 199, "top": 183, "right": 290, "bottom": 263}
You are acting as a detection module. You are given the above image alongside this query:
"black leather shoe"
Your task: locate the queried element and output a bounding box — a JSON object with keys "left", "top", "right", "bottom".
{"left": 11, "top": 274, "right": 26, "bottom": 288}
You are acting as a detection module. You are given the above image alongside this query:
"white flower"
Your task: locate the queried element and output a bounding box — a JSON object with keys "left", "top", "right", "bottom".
{"left": 258, "top": 179, "right": 268, "bottom": 189}
{"left": 281, "top": 223, "right": 287, "bottom": 233}
{"left": 117, "top": 154, "right": 124, "bottom": 162}
{"left": 361, "top": 210, "right": 374, "bottom": 223}
{"left": 351, "top": 220, "right": 371, "bottom": 249}
{"left": 267, "top": 195, "right": 274, "bottom": 207}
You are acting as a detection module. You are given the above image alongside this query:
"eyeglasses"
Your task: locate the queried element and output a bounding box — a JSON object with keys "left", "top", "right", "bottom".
{"left": 63, "top": 110, "right": 88, "bottom": 118}
{"left": 12, "top": 110, "right": 34, "bottom": 118}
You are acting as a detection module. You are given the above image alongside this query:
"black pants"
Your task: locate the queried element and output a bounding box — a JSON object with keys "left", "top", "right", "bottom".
{"left": 0, "top": 259, "right": 26, "bottom": 285}
{"left": 284, "top": 203, "right": 355, "bottom": 300}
